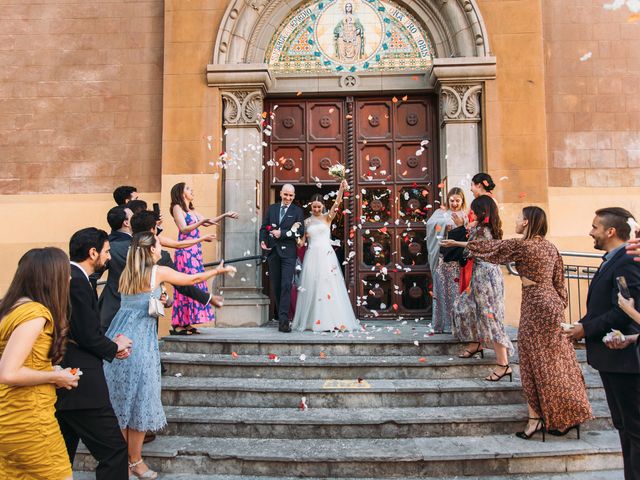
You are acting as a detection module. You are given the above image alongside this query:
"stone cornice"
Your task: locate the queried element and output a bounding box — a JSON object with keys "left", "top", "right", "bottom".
{"left": 207, "top": 63, "right": 273, "bottom": 92}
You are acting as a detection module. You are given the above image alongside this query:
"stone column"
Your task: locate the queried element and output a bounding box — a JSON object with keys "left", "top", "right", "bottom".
{"left": 430, "top": 58, "right": 496, "bottom": 200}
{"left": 438, "top": 83, "right": 483, "bottom": 197}
{"left": 214, "top": 87, "right": 270, "bottom": 327}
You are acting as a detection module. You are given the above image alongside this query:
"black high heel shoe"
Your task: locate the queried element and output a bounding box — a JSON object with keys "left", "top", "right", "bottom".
{"left": 458, "top": 342, "right": 484, "bottom": 359}
{"left": 516, "top": 417, "right": 546, "bottom": 442}
{"left": 485, "top": 363, "right": 513, "bottom": 382}
{"left": 548, "top": 424, "right": 580, "bottom": 440}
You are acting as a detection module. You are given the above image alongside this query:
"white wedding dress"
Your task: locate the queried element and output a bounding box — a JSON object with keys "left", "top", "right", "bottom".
{"left": 291, "top": 216, "right": 360, "bottom": 332}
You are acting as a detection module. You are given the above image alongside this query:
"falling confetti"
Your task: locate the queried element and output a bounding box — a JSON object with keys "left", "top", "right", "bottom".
{"left": 231, "top": 352, "right": 239, "bottom": 359}
{"left": 579, "top": 52, "right": 592, "bottom": 62}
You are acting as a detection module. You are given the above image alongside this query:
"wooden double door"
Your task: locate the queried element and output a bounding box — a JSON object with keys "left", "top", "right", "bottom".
{"left": 263, "top": 95, "right": 439, "bottom": 319}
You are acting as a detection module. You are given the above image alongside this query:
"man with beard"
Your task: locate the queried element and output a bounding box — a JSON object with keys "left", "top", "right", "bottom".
{"left": 565, "top": 207, "right": 640, "bottom": 479}
{"left": 55, "top": 228, "right": 132, "bottom": 479}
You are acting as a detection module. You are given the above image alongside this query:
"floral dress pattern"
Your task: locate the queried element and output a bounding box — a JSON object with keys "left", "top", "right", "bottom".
{"left": 467, "top": 237, "right": 593, "bottom": 431}
{"left": 172, "top": 211, "right": 215, "bottom": 327}
{"left": 452, "top": 226, "right": 514, "bottom": 355}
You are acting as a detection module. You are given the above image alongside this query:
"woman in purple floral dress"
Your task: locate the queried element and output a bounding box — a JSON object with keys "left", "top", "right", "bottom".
{"left": 170, "top": 182, "right": 238, "bottom": 334}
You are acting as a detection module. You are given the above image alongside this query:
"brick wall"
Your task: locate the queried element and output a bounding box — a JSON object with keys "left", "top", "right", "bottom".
{"left": 0, "top": 1, "right": 164, "bottom": 195}
{"left": 544, "top": 0, "right": 640, "bottom": 188}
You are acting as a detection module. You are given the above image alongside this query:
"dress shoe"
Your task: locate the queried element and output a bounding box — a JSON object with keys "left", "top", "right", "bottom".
{"left": 278, "top": 323, "right": 291, "bottom": 333}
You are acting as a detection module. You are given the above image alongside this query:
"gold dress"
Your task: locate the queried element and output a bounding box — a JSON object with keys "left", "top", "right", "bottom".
{"left": 0, "top": 302, "right": 72, "bottom": 479}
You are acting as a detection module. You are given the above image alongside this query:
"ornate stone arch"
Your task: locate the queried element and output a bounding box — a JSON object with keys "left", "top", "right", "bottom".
{"left": 213, "top": 0, "right": 492, "bottom": 65}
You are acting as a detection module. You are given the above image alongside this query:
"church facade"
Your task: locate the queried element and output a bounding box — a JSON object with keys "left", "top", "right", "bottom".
{"left": 1, "top": 0, "right": 639, "bottom": 326}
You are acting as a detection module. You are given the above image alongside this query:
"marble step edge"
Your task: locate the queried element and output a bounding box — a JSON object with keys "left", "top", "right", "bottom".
{"left": 161, "top": 402, "right": 612, "bottom": 426}
{"left": 160, "top": 373, "right": 603, "bottom": 393}
{"left": 75, "top": 430, "right": 620, "bottom": 462}
{"left": 160, "top": 351, "right": 588, "bottom": 367}
{"left": 73, "top": 470, "right": 624, "bottom": 480}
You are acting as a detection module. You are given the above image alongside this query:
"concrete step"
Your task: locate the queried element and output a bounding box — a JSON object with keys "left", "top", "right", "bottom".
{"left": 161, "top": 351, "right": 591, "bottom": 380}
{"left": 73, "top": 470, "right": 625, "bottom": 480}
{"left": 73, "top": 430, "right": 622, "bottom": 477}
{"left": 160, "top": 325, "right": 515, "bottom": 357}
{"left": 161, "top": 374, "right": 605, "bottom": 408}
{"left": 160, "top": 401, "right": 612, "bottom": 439}
{"left": 161, "top": 352, "right": 525, "bottom": 379}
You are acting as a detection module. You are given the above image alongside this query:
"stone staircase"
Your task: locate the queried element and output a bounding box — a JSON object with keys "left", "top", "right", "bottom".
{"left": 75, "top": 321, "right": 623, "bottom": 479}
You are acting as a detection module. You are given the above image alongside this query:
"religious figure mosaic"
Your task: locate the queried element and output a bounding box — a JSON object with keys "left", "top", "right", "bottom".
{"left": 266, "top": 0, "right": 434, "bottom": 73}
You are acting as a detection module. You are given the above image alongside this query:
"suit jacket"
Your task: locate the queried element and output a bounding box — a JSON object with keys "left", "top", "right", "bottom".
{"left": 580, "top": 247, "right": 640, "bottom": 373}
{"left": 99, "top": 232, "right": 210, "bottom": 327}
{"left": 259, "top": 203, "right": 305, "bottom": 258}
{"left": 98, "top": 231, "right": 131, "bottom": 328}
{"left": 56, "top": 264, "right": 118, "bottom": 410}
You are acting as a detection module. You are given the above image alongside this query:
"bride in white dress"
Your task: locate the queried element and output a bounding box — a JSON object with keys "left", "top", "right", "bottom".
{"left": 292, "top": 180, "right": 360, "bottom": 332}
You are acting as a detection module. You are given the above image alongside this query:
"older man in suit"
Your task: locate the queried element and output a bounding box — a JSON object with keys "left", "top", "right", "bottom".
{"left": 56, "top": 228, "right": 132, "bottom": 479}
{"left": 259, "top": 184, "right": 305, "bottom": 332}
{"left": 566, "top": 207, "right": 640, "bottom": 480}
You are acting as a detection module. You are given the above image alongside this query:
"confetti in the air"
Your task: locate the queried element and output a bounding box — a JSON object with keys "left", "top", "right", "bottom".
{"left": 580, "top": 52, "right": 593, "bottom": 62}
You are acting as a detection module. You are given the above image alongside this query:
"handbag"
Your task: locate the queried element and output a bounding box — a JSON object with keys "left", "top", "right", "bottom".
{"left": 148, "top": 265, "right": 165, "bottom": 318}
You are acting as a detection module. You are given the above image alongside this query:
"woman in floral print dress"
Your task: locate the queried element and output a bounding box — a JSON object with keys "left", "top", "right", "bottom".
{"left": 442, "top": 195, "right": 514, "bottom": 382}
{"left": 448, "top": 206, "right": 593, "bottom": 440}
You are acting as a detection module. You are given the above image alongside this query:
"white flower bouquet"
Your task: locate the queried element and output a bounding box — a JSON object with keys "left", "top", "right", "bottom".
{"left": 328, "top": 163, "right": 346, "bottom": 181}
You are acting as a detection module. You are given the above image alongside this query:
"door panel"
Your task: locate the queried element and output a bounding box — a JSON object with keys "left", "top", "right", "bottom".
{"left": 310, "top": 145, "right": 343, "bottom": 182}
{"left": 357, "top": 101, "right": 392, "bottom": 141}
{"left": 308, "top": 102, "right": 343, "bottom": 142}
{"left": 272, "top": 104, "right": 305, "bottom": 141}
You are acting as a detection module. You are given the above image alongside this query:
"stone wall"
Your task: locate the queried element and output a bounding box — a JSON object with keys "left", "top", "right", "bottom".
{"left": 0, "top": 0, "right": 164, "bottom": 194}
{"left": 544, "top": 0, "right": 640, "bottom": 188}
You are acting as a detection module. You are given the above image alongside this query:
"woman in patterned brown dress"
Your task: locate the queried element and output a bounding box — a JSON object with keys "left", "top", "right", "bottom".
{"left": 465, "top": 206, "right": 592, "bottom": 440}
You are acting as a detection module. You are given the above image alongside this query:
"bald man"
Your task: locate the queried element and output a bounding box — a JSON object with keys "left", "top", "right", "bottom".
{"left": 260, "top": 184, "right": 305, "bottom": 332}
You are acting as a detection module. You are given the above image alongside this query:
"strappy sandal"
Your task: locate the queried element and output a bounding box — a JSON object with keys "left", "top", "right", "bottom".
{"left": 129, "top": 458, "right": 158, "bottom": 479}
{"left": 485, "top": 363, "right": 513, "bottom": 382}
{"left": 458, "top": 342, "right": 484, "bottom": 359}
{"left": 186, "top": 326, "right": 201, "bottom": 334}
{"left": 516, "top": 417, "right": 546, "bottom": 442}
{"left": 170, "top": 327, "right": 193, "bottom": 336}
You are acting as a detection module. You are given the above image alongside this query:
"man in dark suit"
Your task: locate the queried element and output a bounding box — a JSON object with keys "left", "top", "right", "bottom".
{"left": 259, "top": 184, "right": 305, "bottom": 332}
{"left": 566, "top": 207, "right": 640, "bottom": 480}
{"left": 56, "top": 228, "right": 132, "bottom": 480}
{"left": 99, "top": 205, "right": 133, "bottom": 329}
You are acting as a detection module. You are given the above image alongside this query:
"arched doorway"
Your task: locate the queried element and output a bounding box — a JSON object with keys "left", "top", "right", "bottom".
{"left": 209, "top": 0, "right": 496, "bottom": 325}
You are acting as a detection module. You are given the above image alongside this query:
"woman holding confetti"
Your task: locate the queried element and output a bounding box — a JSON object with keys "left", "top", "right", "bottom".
{"left": 427, "top": 187, "right": 467, "bottom": 333}
{"left": 440, "top": 195, "right": 514, "bottom": 381}
{"left": 445, "top": 206, "right": 592, "bottom": 441}
{"left": 0, "top": 248, "right": 78, "bottom": 479}
{"left": 292, "top": 179, "right": 360, "bottom": 332}
{"left": 170, "top": 182, "right": 238, "bottom": 334}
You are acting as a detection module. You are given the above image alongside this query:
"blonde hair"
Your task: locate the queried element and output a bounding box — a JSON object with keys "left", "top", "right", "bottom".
{"left": 119, "top": 231, "right": 157, "bottom": 295}
{"left": 447, "top": 187, "right": 467, "bottom": 211}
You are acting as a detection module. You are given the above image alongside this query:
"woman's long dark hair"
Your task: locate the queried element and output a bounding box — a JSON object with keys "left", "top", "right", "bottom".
{"left": 470, "top": 195, "right": 503, "bottom": 239}
{"left": 0, "top": 248, "right": 70, "bottom": 364}
{"left": 170, "top": 182, "right": 193, "bottom": 213}
{"left": 522, "top": 206, "right": 548, "bottom": 239}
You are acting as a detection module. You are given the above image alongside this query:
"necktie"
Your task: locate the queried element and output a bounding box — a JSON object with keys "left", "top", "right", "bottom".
{"left": 279, "top": 205, "right": 287, "bottom": 223}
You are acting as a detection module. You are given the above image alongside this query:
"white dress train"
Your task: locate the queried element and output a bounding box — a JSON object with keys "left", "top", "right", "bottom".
{"left": 291, "top": 217, "right": 360, "bottom": 332}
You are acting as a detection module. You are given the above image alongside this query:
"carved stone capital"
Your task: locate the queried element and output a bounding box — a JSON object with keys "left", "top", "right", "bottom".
{"left": 221, "top": 90, "right": 264, "bottom": 127}
{"left": 439, "top": 84, "right": 482, "bottom": 123}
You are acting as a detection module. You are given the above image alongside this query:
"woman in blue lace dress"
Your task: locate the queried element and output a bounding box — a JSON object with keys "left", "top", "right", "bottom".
{"left": 104, "top": 232, "right": 236, "bottom": 479}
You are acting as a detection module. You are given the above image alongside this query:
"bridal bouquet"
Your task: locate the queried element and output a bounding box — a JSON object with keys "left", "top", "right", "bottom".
{"left": 328, "top": 163, "right": 346, "bottom": 181}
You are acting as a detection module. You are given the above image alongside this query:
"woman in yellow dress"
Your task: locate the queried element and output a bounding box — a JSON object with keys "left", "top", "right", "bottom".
{"left": 0, "top": 247, "right": 79, "bottom": 479}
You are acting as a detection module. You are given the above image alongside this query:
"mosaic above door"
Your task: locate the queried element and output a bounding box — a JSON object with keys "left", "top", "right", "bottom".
{"left": 266, "top": 0, "right": 435, "bottom": 74}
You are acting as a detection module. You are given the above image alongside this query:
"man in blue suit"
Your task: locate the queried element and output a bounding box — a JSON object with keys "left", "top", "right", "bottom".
{"left": 566, "top": 207, "right": 640, "bottom": 480}
{"left": 260, "top": 184, "right": 305, "bottom": 332}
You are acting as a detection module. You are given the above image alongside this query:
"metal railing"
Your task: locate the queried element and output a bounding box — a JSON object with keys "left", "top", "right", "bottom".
{"left": 506, "top": 251, "right": 602, "bottom": 323}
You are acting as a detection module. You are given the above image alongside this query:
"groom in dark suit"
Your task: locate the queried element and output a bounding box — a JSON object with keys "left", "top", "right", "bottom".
{"left": 260, "top": 184, "right": 305, "bottom": 332}
{"left": 566, "top": 207, "right": 640, "bottom": 480}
